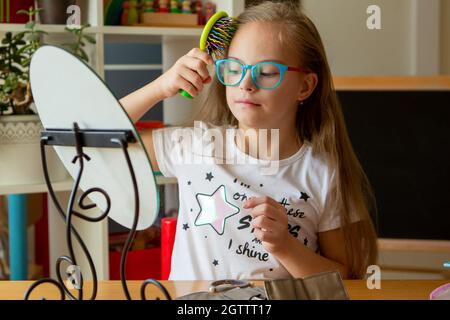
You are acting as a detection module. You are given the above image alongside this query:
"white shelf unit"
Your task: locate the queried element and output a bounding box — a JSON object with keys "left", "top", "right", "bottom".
{"left": 0, "top": 0, "right": 245, "bottom": 281}
{"left": 0, "top": 176, "right": 178, "bottom": 196}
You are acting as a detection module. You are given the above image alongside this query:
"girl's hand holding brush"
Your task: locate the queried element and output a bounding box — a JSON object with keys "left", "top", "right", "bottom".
{"left": 155, "top": 48, "right": 214, "bottom": 99}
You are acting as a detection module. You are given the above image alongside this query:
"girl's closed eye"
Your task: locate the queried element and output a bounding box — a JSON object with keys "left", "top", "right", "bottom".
{"left": 255, "top": 64, "right": 279, "bottom": 78}
{"left": 260, "top": 72, "right": 278, "bottom": 77}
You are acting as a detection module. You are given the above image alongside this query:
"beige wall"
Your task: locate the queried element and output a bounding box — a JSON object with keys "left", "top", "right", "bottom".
{"left": 303, "top": 0, "right": 448, "bottom": 76}
{"left": 302, "top": 0, "right": 414, "bottom": 76}
{"left": 441, "top": 0, "right": 450, "bottom": 74}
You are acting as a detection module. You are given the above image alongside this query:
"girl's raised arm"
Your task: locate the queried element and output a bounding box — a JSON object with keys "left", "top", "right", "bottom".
{"left": 119, "top": 48, "right": 213, "bottom": 172}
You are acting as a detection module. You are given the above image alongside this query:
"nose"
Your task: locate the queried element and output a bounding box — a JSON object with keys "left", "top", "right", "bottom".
{"left": 239, "top": 67, "right": 256, "bottom": 92}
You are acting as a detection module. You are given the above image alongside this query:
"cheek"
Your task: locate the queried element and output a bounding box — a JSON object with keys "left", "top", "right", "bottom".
{"left": 261, "top": 88, "right": 295, "bottom": 111}
{"left": 268, "top": 81, "right": 301, "bottom": 107}
{"left": 225, "top": 88, "right": 235, "bottom": 111}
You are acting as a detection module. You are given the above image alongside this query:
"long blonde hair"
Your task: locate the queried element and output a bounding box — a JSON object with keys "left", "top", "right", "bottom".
{"left": 189, "top": 1, "right": 378, "bottom": 279}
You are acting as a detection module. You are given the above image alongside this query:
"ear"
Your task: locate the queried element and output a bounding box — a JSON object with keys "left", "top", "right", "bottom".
{"left": 298, "top": 73, "right": 318, "bottom": 102}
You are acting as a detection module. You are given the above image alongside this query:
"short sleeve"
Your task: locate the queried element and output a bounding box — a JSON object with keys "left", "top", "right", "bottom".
{"left": 152, "top": 126, "right": 192, "bottom": 178}
{"left": 318, "top": 168, "right": 362, "bottom": 232}
{"left": 318, "top": 168, "right": 342, "bottom": 232}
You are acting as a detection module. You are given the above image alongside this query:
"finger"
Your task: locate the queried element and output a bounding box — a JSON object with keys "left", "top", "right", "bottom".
{"left": 203, "top": 76, "right": 212, "bottom": 84}
{"left": 183, "top": 56, "right": 211, "bottom": 81}
{"left": 254, "top": 228, "right": 273, "bottom": 242}
{"left": 177, "top": 78, "right": 198, "bottom": 97}
{"left": 252, "top": 215, "right": 275, "bottom": 231}
{"left": 243, "top": 195, "right": 280, "bottom": 209}
{"left": 187, "top": 48, "right": 214, "bottom": 66}
{"left": 178, "top": 67, "right": 204, "bottom": 93}
{"left": 249, "top": 203, "right": 279, "bottom": 220}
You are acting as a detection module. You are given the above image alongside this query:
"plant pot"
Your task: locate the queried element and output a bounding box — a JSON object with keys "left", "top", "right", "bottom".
{"left": 0, "top": 114, "right": 69, "bottom": 186}
{"left": 36, "top": 0, "right": 77, "bottom": 24}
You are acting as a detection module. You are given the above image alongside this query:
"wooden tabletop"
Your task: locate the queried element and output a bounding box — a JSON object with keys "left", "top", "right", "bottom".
{"left": 0, "top": 280, "right": 448, "bottom": 300}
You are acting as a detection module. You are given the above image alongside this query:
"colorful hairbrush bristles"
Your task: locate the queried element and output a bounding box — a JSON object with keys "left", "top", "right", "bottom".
{"left": 179, "top": 11, "right": 238, "bottom": 99}
{"left": 204, "top": 16, "right": 238, "bottom": 60}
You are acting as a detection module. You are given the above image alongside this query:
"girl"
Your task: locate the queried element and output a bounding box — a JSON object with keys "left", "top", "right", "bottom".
{"left": 120, "top": 1, "right": 378, "bottom": 280}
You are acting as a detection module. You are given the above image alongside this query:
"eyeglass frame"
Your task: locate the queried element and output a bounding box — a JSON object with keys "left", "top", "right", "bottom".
{"left": 214, "top": 58, "right": 310, "bottom": 90}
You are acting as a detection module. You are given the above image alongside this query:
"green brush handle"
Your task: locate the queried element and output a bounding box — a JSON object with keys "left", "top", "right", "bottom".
{"left": 178, "top": 89, "right": 193, "bottom": 99}
{"left": 179, "top": 12, "right": 229, "bottom": 100}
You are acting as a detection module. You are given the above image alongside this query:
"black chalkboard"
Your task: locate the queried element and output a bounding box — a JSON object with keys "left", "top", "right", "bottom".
{"left": 337, "top": 91, "right": 450, "bottom": 240}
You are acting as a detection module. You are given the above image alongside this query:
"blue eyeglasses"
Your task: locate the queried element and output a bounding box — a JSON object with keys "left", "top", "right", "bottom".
{"left": 215, "top": 58, "right": 309, "bottom": 90}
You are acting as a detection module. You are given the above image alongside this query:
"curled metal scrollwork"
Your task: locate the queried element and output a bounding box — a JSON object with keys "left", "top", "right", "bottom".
{"left": 25, "top": 124, "right": 172, "bottom": 301}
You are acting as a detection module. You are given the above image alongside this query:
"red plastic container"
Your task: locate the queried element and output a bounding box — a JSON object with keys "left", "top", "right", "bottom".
{"left": 109, "top": 247, "right": 161, "bottom": 280}
{"left": 161, "top": 217, "right": 177, "bottom": 280}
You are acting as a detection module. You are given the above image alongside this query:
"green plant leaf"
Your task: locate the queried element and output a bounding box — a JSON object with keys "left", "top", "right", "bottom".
{"left": 14, "top": 40, "right": 26, "bottom": 46}
{"left": 83, "top": 35, "right": 96, "bottom": 44}
{"left": 15, "top": 46, "right": 28, "bottom": 56}
{"left": 12, "top": 55, "right": 23, "bottom": 64}
{"left": 25, "top": 21, "right": 36, "bottom": 29}
{"left": 79, "top": 50, "right": 89, "bottom": 62}
{"left": 16, "top": 9, "right": 29, "bottom": 15}
{"left": 10, "top": 66, "right": 24, "bottom": 75}
{"left": 14, "top": 32, "right": 26, "bottom": 40}
{"left": 30, "top": 34, "right": 41, "bottom": 42}
{"left": 22, "top": 58, "right": 31, "bottom": 67}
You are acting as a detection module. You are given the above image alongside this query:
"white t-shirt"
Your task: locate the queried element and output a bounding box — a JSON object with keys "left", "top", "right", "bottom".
{"left": 152, "top": 121, "right": 341, "bottom": 280}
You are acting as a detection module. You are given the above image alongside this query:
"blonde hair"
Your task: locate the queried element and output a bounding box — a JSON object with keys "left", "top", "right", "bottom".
{"left": 189, "top": 1, "right": 378, "bottom": 279}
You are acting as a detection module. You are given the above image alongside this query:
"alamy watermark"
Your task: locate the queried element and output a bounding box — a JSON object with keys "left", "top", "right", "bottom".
{"left": 166, "top": 121, "right": 281, "bottom": 175}
{"left": 66, "top": 5, "right": 81, "bottom": 29}
{"left": 367, "top": 5, "right": 382, "bottom": 30}
{"left": 366, "top": 265, "right": 381, "bottom": 289}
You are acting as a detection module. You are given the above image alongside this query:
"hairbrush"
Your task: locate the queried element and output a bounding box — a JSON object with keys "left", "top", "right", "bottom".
{"left": 179, "top": 11, "right": 237, "bottom": 99}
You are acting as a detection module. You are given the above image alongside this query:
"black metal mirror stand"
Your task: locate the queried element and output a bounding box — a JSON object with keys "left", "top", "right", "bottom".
{"left": 24, "top": 122, "right": 172, "bottom": 300}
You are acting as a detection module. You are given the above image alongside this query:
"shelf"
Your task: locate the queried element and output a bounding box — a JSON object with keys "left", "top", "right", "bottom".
{"left": 0, "top": 23, "right": 202, "bottom": 37}
{"left": 0, "top": 179, "right": 74, "bottom": 195}
{"left": 101, "top": 25, "right": 201, "bottom": 43}
{"left": 101, "top": 25, "right": 202, "bottom": 36}
{"left": 0, "top": 23, "right": 68, "bottom": 33}
{"left": 334, "top": 76, "right": 450, "bottom": 91}
{"left": 0, "top": 175, "right": 177, "bottom": 196}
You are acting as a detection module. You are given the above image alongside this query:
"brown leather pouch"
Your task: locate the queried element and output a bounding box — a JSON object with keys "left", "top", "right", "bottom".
{"left": 175, "top": 271, "right": 349, "bottom": 300}
{"left": 264, "top": 271, "right": 349, "bottom": 300}
{"left": 175, "top": 286, "right": 267, "bottom": 300}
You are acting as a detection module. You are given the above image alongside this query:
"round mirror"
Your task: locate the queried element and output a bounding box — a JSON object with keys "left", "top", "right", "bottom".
{"left": 30, "top": 45, "right": 159, "bottom": 230}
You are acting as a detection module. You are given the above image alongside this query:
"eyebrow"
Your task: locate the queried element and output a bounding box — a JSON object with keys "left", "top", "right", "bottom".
{"left": 227, "top": 56, "right": 286, "bottom": 64}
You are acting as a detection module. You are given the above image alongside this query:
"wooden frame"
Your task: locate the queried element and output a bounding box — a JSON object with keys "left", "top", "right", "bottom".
{"left": 377, "top": 238, "right": 450, "bottom": 278}
{"left": 334, "top": 76, "right": 450, "bottom": 91}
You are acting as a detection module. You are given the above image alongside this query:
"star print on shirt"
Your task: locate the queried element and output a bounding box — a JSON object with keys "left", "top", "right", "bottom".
{"left": 182, "top": 223, "right": 189, "bottom": 231}
{"left": 205, "top": 172, "right": 214, "bottom": 181}
{"left": 195, "top": 185, "right": 240, "bottom": 235}
{"left": 300, "top": 192, "right": 310, "bottom": 202}
{"left": 213, "top": 259, "right": 219, "bottom": 266}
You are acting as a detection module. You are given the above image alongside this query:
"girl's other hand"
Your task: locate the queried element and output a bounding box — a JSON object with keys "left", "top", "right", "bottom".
{"left": 155, "top": 48, "right": 214, "bottom": 99}
{"left": 243, "top": 196, "right": 290, "bottom": 254}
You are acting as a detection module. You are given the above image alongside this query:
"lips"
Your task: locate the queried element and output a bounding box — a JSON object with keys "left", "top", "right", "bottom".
{"left": 235, "top": 99, "right": 261, "bottom": 106}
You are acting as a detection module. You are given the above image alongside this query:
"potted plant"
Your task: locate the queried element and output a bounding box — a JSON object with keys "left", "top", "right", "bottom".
{"left": 0, "top": 6, "right": 96, "bottom": 186}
